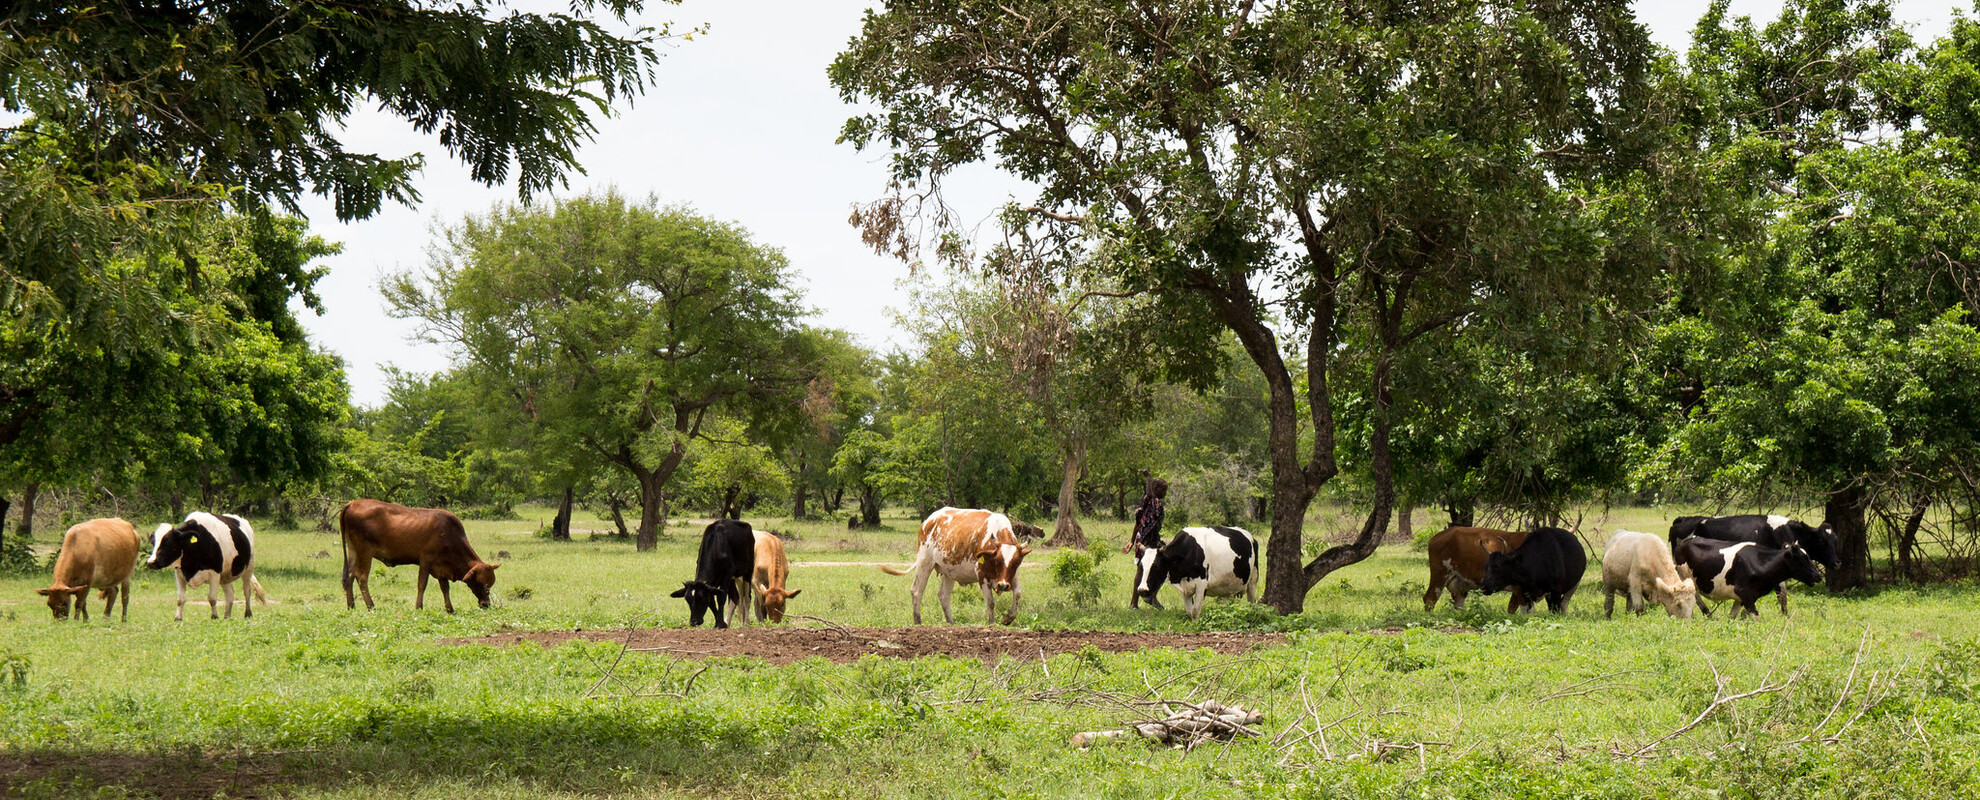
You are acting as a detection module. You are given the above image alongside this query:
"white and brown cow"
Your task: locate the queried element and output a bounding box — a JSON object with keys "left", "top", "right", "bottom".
{"left": 880, "top": 507, "right": 1030, "bottom": 625}
{"left": 751, "top": 529, "right": 801, "bottom": 623}
{"left": 145, "top": 511, "right": 267, "bottom": 621}
{"left": 36, "top": 517, "right": 143, "bottom": 621}
{"left": 1601, "top": 530, "right": 1696, "bottom": 619}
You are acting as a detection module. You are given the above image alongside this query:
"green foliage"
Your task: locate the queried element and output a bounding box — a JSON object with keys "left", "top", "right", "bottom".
{"left": 1930, "top": 636, "right": 1980, "bottom": 702}
{"left": 1049, "top": 549, "right": 1104, "bottom": 608}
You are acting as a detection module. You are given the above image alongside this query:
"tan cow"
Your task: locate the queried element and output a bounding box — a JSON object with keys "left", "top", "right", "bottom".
{"left": 1424, "top": 526, "right": 1532, "bottom": 612}
{"left": 751, "top": 530, "right": 801, "bottom": 622}
{"left": 37, "top": 518, "right": 142, "bottom": 621}
{"left": 880, "top": 507, "right": 1031, "bottom": 625}
{"left": 1602, "top": 530, "right": 1697, "bottom": 618}
{"left": 339, "top": 499, "right": 499, "bottom": 613}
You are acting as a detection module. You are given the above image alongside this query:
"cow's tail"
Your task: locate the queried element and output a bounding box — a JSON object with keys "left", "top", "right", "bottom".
{"left": 249, "top": 575, "right": 271, "bottom": 605}
{"left": 877, "top": 565, "right": 910, "bottom": 576}
{"left": 337, "top": 501, "right": 353, "bottom": 589}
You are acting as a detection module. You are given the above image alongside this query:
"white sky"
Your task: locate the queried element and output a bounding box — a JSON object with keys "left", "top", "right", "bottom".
{"left": 298, "top": 0, "right": 1967, "bottom": 406}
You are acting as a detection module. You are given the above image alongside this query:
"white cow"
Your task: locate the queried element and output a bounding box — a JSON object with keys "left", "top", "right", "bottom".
{"left": 1601, "top": 530, "right": 1696, "bottom": 618}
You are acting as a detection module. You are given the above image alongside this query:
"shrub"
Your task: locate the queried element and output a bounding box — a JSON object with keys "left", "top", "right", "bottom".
{"left": 1050, "top": 549, "right": 1104, "bottom": 607}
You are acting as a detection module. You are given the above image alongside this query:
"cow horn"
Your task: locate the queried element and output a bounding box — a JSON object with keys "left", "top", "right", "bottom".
{"left": 1017, "top": 546, "right": 1031, "bottom": 556}
{"left": 35, "top": 586, "right": 70, "bottom": 596}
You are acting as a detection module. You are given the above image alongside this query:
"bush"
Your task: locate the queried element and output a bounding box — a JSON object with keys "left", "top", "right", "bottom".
{"left": 1050, "top": 549, "right": 1105, "bottom": 607}
{"left": 0, "top": 532, "right": 38, "bottom": 575}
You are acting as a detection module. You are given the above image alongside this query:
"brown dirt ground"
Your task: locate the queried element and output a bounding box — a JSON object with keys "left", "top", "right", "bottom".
{"left": 443, "top": 625, "right": 1285, "bottom": 665}
{"left": 0, "top": 751, "right": 289, "bottom": 799}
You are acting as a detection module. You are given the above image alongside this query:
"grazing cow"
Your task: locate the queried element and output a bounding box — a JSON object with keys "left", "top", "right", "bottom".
{"left": 36, "top": 518, "right": 142, "bottom": 621}
{"left": 1672, "top": 537, "right": 1823, "bottom": 617}
{"left": 672, "top": 519, "right": 756, "bottom": 628}
{"left": 1135, "top": 526, "right": 1258, "bottom": 620}
{"left": 750, "top": 529, "right": 801, "bottom": 623}
{"left": 879, "top": 507, "right": 1031, "bottom": 625}
{"left": 1601, "top": 530, "right": 1696, "bottom": 619}
{"left": 146, "top": 512, "right": 267, "bottom": 620}
{"left": 339, "top": 499, "right": 500, "bottom": 613}
{"left": 1423, "top": 527, "right": 1532, "bottom": 612}
{"left": 1669, "top": 514, "right": 1839, "bottom": 570}
{"left": 1479, "top": 527, "right": 1587, "bottom": 614}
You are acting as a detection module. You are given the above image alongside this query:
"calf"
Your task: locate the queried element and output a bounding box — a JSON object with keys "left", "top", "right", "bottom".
{"left": 146, "top": 512, "right": 266, "bottom": 620}
{"left": 340, "top": 499, "right": 500, "bottom": 613}
{"left": 879, "top": 507, "right": 1030, "bottom": 625}
{"left": 36, "top": 518, "right": 142, "bottom": 621}
{"left": 1601, "top": 530, "right": 1696, "bottom": 619}
{"left": 1423, "top": 527, "right": 1532, "bottom": 612}
{"left": 1135, "top": 526, "right": 1258, "bottom": 620}
{"left": 672, "top": 519, "right": 756, "bottom": 628}
{"left": 750, "top": 530, "right": 801, "bottom": 623}
{"left": 1669, "top": 514, "right": 1838, "bottom": 570}
{"left": 1479, "top": 527, "right": 1587, "bottom": 614}
{"left": 1672, "top": 537, "right": 1823, "bottom": 617}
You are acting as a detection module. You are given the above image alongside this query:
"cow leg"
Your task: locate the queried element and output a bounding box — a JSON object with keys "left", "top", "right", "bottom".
{"left": 356, "top": 562, "right": 377, "bottom": 611}
{"left": 731, "top": 578, "right": 751, "bottom": 627}
{"left": 240, "top": 568, "right": 254, "bottom": 618}
{"left": 1246, "top": 579, "right": 1257, "bottom": 605}
{"left": 416, "top": 564, "right": 430, "bottom": 610}
{"left": 937, "top": 577, "right": 957, "bottom": 625}
{"left": 1449, "top": 585, "right": 1466, "bottom": 611}
{"left": 222, "top": 581, "right": 236, "bottom": 619}
{"left": 980, "top": 581, "right": 997, "bottom": 626}
{"left": 908, "top": 565, "right": 933, "bottom": 625}
{"left": 75, "top": 591, "right": 88, "bottom": 621}
{"left": 1002, "top": 582, "right": 1022, "bottom": 626}
{"left": 119, "top": 578, "right": 130, "bottom": 622}
{"left": 1776, "top": 586, "right": 1789, "bottom": 618}
{"left": 1424, "top": 563, "right": 1445, "bottom": 611}
{"left": 440, "top": 579, "right": 456, "bottom": 614}
{"left": 1604, "top": 587, "right": 1616, "bottom": 619}
{"left": 173, "top": 571, "right": 188, "bottom": 622}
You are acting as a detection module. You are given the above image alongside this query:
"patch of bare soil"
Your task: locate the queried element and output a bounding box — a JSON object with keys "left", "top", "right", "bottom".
{"left": 444, "top": 625, "right": 1284, "bottom": 665}
{"left": 0, "top": 750, "right": 289, "bottom": 799}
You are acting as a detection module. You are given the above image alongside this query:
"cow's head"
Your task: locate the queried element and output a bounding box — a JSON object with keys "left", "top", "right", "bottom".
{"left": 758, "top": 587, "right": 801, "bottom": 622}
{"left": 1134, "top": 545, "right": 1168, "bottom": 598}
{"left": 975, "top": 542, "right": 1030, "bottom": 594}
{"left": 1784, "top": 543, "right": 1824, "bottom": 586}
{"left": 462, "top": 561, "right": 500, "bottom": 608}
{"left": 1653, "top": 576, "right": 1698, "bottom": 619}
{"left": 145, "top": 521, "right": 194, "bottom": 570}
{"left": 1797, "top": 521, "right": 1841, "bottom": 571}
{"left": 672, "top": 580, "right": 725, "bottom": 627}
{"left": 34, "top": 585, "right": 89, "bottom": 620}
{"left": 1479, "top": 550, "right": 1523, "bottom": 595}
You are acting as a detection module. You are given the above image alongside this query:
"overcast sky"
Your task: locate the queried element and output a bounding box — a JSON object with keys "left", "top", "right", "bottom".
{"left": 297, "top": 0, "right": 1967, "bottom": 406}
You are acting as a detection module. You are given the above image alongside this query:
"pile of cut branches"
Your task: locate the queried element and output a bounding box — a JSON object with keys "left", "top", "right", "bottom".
{"left": 1073, "top": 700, "right": 1264, "bottom": 749}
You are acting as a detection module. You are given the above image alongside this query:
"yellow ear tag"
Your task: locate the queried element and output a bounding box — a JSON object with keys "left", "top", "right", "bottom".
{"left": 188, "top": 535, "right": 197, "bottom": 543}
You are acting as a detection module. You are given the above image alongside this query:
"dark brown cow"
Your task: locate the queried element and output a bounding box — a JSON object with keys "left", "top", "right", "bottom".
{"left": 1423, "top": 526, "right": 1531, "bottom": 612}
{"left": 340, "top": 499, "right": 500, "bottom": 613}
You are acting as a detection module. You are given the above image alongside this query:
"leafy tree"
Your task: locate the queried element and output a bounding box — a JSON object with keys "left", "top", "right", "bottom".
{"left": 681, "top": 416, "right": 793, "bottom": 518}
{"left": 387, "top": 192, "right": 815, "bottom": 550}
{"left": 834, "top": 0, "right": 1687, "bottom": 611}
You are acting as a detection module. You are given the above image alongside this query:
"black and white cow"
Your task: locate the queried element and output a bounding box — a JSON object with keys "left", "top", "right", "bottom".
{"left": 1672, "top": 537, "right": 1823, "bottom": 617}
{"left": 1135, "top": 526, "right": 1258, "bottom": 620}
{"left": 671, "top": 519, "right": 757, "bottom": 628}
{"left": 145, "top": 512, "right": 265, "bottom": 621}
{"left": 1478, "top": 526, "right": 1587, "bottom": 614}
{"left": 1669, "top": 514, "right": 1838, "bottom": 570}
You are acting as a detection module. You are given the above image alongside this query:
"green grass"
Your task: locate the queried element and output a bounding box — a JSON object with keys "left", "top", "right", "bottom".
{"left": 3, "top": 505, "right": 1978, "bottom": 798}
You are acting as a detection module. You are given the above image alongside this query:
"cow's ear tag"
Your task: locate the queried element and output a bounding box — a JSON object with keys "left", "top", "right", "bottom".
{"left": 188, "top": 535, "right": 197, "bottom": 543}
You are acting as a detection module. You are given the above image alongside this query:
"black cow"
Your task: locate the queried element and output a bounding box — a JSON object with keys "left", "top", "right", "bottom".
{"left": 1134, "top": 526, "right": 1258, "bottom": 620}
{"left": 1478, "top": 527, "right": 1587, "bottom": 614}
{"left": 1672, "top": 537, "right": 1823, "bottom": 617}
{"left": 671, "top": 519, "right": 757, "bottom": 628}
{"left": 1668, "top": 514, "right": 1838, "bottom": 570}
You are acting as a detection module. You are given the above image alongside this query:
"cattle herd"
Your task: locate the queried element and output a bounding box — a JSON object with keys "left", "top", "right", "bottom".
{"left": 30, "top": 500, "right": 1839, "bottom": 627}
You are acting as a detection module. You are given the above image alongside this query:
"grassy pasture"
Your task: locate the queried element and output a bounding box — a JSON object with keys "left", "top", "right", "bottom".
{"left": 2, "top": 506, "right": 1978, "bottom": 798}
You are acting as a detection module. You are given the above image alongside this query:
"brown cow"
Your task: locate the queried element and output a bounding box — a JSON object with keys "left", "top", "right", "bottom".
{"left": 37, "top": 518, "right": 142, "bottom": 621}
{"left": 1424, "top": 526, "right": 1531, "bottom": 612}
{"left": 880, "top": 507, "right": 1030, "bottom": 625}
{"left": 339, "top": 499, "right": 500, "bottom": 613}
{"left": 750, "top": 530, "right": 801, "bottom": 622}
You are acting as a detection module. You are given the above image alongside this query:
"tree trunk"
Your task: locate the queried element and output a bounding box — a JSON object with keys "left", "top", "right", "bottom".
{"left": 827, "top": 485, "right": 844, "bottom": 514}
{"left": 1047, "top": 441, "right": 1086, "bottom": 548}
{"left": 550, "top": 486, "right": 574, "bottom": 541}
{"left": 793, "top": 455, "right": 809, "bottom": 520}
{"left": 1397, "top": 502, "right": 1413, "bottom": 541}
{"left": 169, "top": 491, "right": 185, "bottom": 523}
{"left": 1825, "top": 484, "right": 1871, "bottom": 591}
{"left": 0, "top": 495, "right": 10, "bottom": 558}
{"left": 721, "top": 485, "right": 743, "bottom": 519}
{"left": 636, "top": 471, "right": 666, "bottom": 552}
{"left": 1446, "top": 496, "right": 1476, "bottom": 528}
{"left": 18, "top": 481, "right": 37, "bottom": 541}
{"left": 608, "top": 497, "right": 630, "bottom": 538}
{"left": 1896, "top": 495, "right": 1929, "bottom": 582}
{"left": 858, "top": 486, "right": 881, "bottom": 528}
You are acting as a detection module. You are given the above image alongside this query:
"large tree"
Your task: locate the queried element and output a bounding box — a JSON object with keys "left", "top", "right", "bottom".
{"left": 833, "top": 0, "right": 1689, "bottom": 611}
{"left": 387, "top": 193, "right": 816, "bottom": 550}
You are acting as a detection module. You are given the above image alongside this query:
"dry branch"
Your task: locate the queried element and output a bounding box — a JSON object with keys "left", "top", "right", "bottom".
{"left": 1071, "top": 700, "right": 1265, "bottom": 749}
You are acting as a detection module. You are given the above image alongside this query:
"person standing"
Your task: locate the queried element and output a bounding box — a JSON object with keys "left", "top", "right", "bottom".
{"left": 1126, "top": 476, "right": 1168, "bottom": 609}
